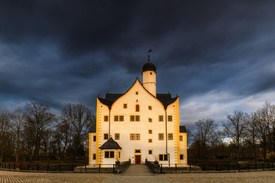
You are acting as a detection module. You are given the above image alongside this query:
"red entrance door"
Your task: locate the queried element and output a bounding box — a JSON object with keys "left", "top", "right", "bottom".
{"left": 135, "top": 155, "right": 141, "bottom": 164}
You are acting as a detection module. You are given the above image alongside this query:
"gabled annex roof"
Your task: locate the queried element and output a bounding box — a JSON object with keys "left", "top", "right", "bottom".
{"left": 98, "top": 78, "right": 178, "bottom": 110}
{"left": 99, "top": 137, "right": 122, "bottom": 149}
{"left": 180, "top": 125, "right": 187, "bottom": 133}
{"left": 89, "top": 126, "right": 96, "bottom": 133}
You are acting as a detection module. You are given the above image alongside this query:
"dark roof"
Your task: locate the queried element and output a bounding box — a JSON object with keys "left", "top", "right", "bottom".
{"left": 89, "top": 126, "right": 96, "bottom": 133}
{"left": 143, "top": 61, "right": 156, "bottom": 72}
{"left": 156, "top": 94, "right": 178, "bottom": 109}
{"left": 99, "top": 137, "right": 122, "bottom": 149}
{"left": 180, "top": 125, "right": 187, "bottom": 133}
{"left": 105, "top": 93, "right": 123, "bottom": 101}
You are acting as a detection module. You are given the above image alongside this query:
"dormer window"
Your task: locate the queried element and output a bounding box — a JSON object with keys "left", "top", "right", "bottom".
{"left": 136, "top": 104, "right": 140, "bottom": 112}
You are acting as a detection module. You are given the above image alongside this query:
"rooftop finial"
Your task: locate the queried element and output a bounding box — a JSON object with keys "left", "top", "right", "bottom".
{"left": 147, "top": 49, "right": 152, "bottom": 62}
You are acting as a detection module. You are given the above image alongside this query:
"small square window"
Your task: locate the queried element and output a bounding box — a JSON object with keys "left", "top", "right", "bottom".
{"left": 180, "top": 135, "right": 183, "bottom": 141}
{"left": 104, "top": 116, "right": 108, "bottom": 122}
{"left": 168, "top": 115, "right": 173, "bottom": 122}
{"left": 148, "top": 118, "right": 152, "bottom": 122}
{"left": 148, "top": 139, "right": 152, "bottom": 143}
{"left": 159, "top": 154, "right": 168, "bottom": 161}
{"left": 135, "top": 149, "right": 141, "bottom": 153}
{"left": 93, "top": 136, "right": 96, "bottom": 142}
{"left": 148, "top": 150, "right": 153, "bottom": 155}
{"left": 110, "top": 151, "right": 114, "bottom": 158}
{"left": 123, "top": 104, "right": 127, "bottom": 109}
{"left": 119, "top": 116, "right": 124, "bottom": 121}
{"left": 114, "top": 116, "right": 118, "bottom": 121}
{"left": 130, "top": 134, "right": 135, "bottom": 140}
{"left": 159, "top": 133, "right": 164, "bottom": 140}
{"left": 105, "top": 151, "right": 109, "bottom": 158}
{"left": 150, "top": 72, "right": 152, "bottom": 75}
{"left": 180, "top": 154, "right": 184, "bottom": 160}
{"left": 136, "top": 91, "right": 138, "bottom": 95}
{"left": 168, "top": 133, "right": 173, "bottom": 140}
{"left": 93, "top": 153, "right": 96, "bottom": 160}
{"left": 136, "top": 115, "right": 140, "bottom": 121}
{"left": 159, "top": 115, "right": 163, "bottom": 122}
{"left": 115, "top": 133, "right": 120, "bottom": 140}
{"left": 136, "top": 134, "right": 140, "bottom": 140}
{"left": 148, "top": 129, "right": 152, "bottom": 134}
{"left": 104, "top": 133, "right": 109, "bottom": 140}
{"left": 130, "top": 115, "right": 135, "bottom": 121}
{"left": 148, "top": 106, "right": 152, "bottom": 110}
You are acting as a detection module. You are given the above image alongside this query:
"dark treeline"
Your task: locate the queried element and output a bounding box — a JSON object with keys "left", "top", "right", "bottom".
{"left": 0, "top": 103, "right": 95, "bottom": 163}
{"left": 189, "top": 102, "right": 275, "bottom": 163}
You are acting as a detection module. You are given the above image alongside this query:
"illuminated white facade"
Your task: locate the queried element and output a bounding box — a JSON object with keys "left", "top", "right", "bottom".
{"left": 89, "top": 59, "right": 187, "bottom": 166}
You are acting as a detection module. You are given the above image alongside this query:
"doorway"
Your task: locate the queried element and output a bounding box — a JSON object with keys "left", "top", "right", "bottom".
{"left": 135, "top": 155, "right": 141, "bottom": 164}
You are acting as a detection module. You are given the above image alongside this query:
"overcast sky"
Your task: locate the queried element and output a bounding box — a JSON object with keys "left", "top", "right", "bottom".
{"left": 1, "top": 0, "right": 275, "bottom": 131}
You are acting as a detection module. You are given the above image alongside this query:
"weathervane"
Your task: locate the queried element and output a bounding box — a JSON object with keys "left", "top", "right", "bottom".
{"left": 147, "top": 49, "right": 152, "bottom": 62}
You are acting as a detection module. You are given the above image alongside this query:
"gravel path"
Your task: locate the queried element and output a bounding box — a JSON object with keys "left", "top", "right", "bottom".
{"left": 1, "top": 169, "right": 275, "bottom": 183}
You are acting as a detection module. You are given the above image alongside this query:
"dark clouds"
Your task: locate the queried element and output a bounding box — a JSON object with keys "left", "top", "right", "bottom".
{"left": 1, "top": 0, "right": 275, "bottom": 130}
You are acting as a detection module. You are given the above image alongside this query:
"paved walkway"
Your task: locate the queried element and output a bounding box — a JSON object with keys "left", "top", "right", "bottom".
{"left": 103, "top": 165, "right": 177, "bottom": 183}
{"left": 122, "top": 164, "right": 153, "bottom": 176}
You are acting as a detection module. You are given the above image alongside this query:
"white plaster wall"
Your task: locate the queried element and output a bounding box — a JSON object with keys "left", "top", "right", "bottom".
{"left": 90, "top": 79, "right": 187, "bottom": 166}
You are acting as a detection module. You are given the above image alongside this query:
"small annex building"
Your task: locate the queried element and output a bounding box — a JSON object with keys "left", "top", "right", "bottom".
{"left": 89, "top": 56, "right": 187, "bottom": 166}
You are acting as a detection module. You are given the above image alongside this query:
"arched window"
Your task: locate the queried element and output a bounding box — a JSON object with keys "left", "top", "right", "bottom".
{"left": 136, "top": 104, "right": 140, "bottom": 112}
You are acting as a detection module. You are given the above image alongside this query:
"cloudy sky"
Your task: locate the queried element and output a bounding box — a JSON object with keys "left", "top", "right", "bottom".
{"left": 1, "top": 0, "right": 275, "bottom": 131}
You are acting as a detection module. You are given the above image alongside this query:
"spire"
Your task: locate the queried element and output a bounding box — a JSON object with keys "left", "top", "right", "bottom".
{"left": 147, "top": 49, "right": 152, "bottom": 62}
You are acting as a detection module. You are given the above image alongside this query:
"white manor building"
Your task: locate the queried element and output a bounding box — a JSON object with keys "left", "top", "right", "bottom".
{"left": 89, "top": 57, "right": 187, "bottom": 166}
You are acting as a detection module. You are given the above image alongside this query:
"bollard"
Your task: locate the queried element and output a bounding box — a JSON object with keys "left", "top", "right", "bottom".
{"left": 175, "top": 164, "right": 177, "bottom": 172}
{"left": 99, "top": 164, "right": 101, "bottom": 173}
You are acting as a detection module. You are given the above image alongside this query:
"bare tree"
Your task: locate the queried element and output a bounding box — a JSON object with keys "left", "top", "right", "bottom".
{"left": 193, "top": 119, "right": 217, "bottom": 159}
{"left": 61, "top": 104, "right": 95, "bottom": 161}
{"left": 53, "top": 118, "right": 72, "bottom": 160}
{"left": 256, "top": 102, "right": 275, "bottom": 162}
{"left": 0, "top": 108, "right": 11, "bottom": 162}
{"left": 23, "top": 103, "right": 55, "bottom": 161}
{"left": 211, "top": 130, "right": 227, "bottom": 159}
{"left": 10, "top": 109, "right": 25, "bottom": 162}
{"left": 244, "top": 112, "right": 259, "bottom": 162}
{"left": 223, "top": 110, "right": 246, "bottom": 161}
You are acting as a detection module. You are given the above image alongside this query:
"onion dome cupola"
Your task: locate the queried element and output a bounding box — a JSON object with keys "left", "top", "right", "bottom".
{"left": 142, "top": 50, "right": 157, "bottom": 96}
